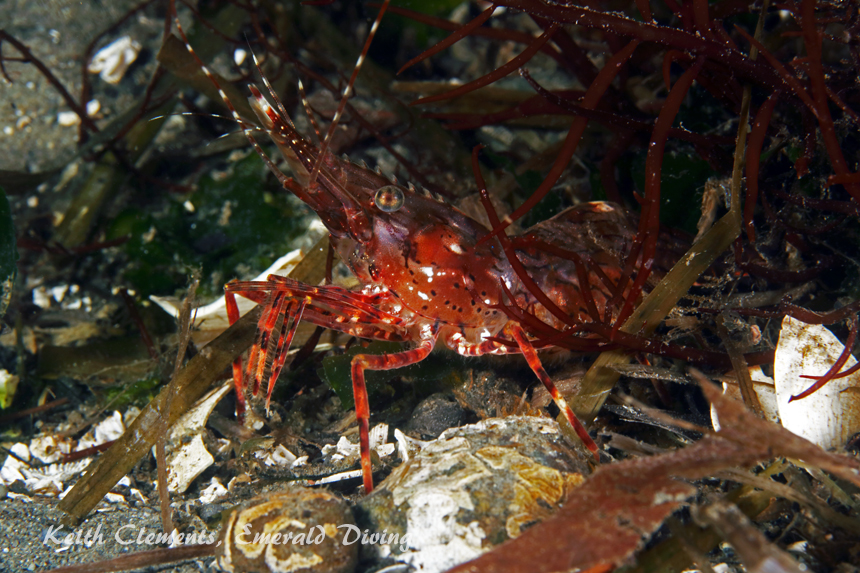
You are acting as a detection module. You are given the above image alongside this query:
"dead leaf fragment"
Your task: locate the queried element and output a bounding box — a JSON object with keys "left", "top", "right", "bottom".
{"left": 692, "top": 499, "right": 805, "bottom": 573}
{"left": 446, "top": 443, "right": 698, "bottom": 573}
{"left": 448, "top": 380, "right": 860, "bottom": 573}
{"left": 700, "top": 378, "right": 860, "bottom": 487}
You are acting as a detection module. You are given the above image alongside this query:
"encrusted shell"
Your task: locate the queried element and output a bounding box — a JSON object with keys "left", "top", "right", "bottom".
{"left": 357, "top": 416, "right": 591, "bottom": 573}
{"left": 218, "top": 487, "right": 358, "bottom": 573}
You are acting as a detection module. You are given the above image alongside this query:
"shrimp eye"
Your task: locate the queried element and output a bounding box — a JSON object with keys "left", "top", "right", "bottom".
{"left": 374, "top": 185, "right": 404, "bottom": 213}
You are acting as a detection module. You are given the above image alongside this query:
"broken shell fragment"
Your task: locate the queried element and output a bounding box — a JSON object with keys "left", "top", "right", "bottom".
{"left": 218, "top": 487, "right": 358, "bottom": 573}
{"left": 154, "top": 382, "right": 232, "bottom": 493}
{"left": 151, "top": 249, "right": 304, "bottom": 344}
{"left": 87, "top": 36, "right": 141, "bottom": 84}
{"left": 357, "top": 416, "right": 590, "bottom": 573}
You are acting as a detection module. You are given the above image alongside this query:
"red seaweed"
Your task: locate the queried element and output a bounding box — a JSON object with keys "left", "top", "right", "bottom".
{"left": 791, "top": 314, "right": 859, "bottom": 401}
{"left": 396, "top": 0, "right": 859, "bottom": 392}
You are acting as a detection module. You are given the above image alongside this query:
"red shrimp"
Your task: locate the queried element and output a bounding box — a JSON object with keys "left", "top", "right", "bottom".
{"left": 174, "top": 5, "right": 683, "bottom": 493}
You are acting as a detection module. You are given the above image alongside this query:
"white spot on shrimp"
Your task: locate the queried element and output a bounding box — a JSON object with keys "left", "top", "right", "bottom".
{"left": 449, "top": 243, "right": 464, "bottom": 255}
{"left": 417, "top": 291, "right": 430, "bottom": 301}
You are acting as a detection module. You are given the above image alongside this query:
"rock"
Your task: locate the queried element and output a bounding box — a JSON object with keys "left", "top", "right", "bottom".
{"left": 357, "top": 416, "right": 591, "bottom": 573}
{"left": 405, "top": 393, "right": 465, "bottom": 439}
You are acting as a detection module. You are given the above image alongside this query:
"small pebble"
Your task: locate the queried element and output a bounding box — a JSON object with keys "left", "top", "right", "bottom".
{"left": 57, "top": 111, "right": 80, "bottom": 127}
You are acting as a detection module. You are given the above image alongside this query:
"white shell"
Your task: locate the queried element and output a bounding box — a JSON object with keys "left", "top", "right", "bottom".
{"left": 150, "top": 249, "right": 304, "bottom": 344}
{"left": 152, "top": 382, "right": 232, "bottom": 493}
{"left": 87, "top": 36, "right": 141, "bottom": 84}
{"left": 774, "top": 316, "right": 860, "bottom": 449}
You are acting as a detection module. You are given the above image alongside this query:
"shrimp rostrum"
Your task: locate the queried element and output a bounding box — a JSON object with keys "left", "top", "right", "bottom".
{"left": 177, "top": 20, "right": 681, "bottom": 495}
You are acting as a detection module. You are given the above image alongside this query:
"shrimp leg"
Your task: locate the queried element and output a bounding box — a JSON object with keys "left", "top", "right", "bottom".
{"left": 451, "top": 325, "right": 599, "bottom": 458}
{"left": 351, "top": 330, "right": 438, "bottom": 492}
{"left": 226, "top": 276, "right": 429, "bottom": 490}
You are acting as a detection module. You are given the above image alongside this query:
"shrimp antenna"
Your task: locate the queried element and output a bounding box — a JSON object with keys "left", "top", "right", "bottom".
{"left": 170, "top": 0, "right": 292, "bottom": 192}
{"left": 298, "top": 79, "right": 324, "bottom": 144}
{"left": 308, "top": 0, "right": 391, "bottom": 186}
{"left": 246, "top": 41, "right": 294, "bottom": 131}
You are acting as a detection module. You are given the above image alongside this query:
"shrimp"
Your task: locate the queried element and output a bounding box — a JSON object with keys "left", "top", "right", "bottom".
{"left": 173, "top": 4, "right": 683, "bottom": 493}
